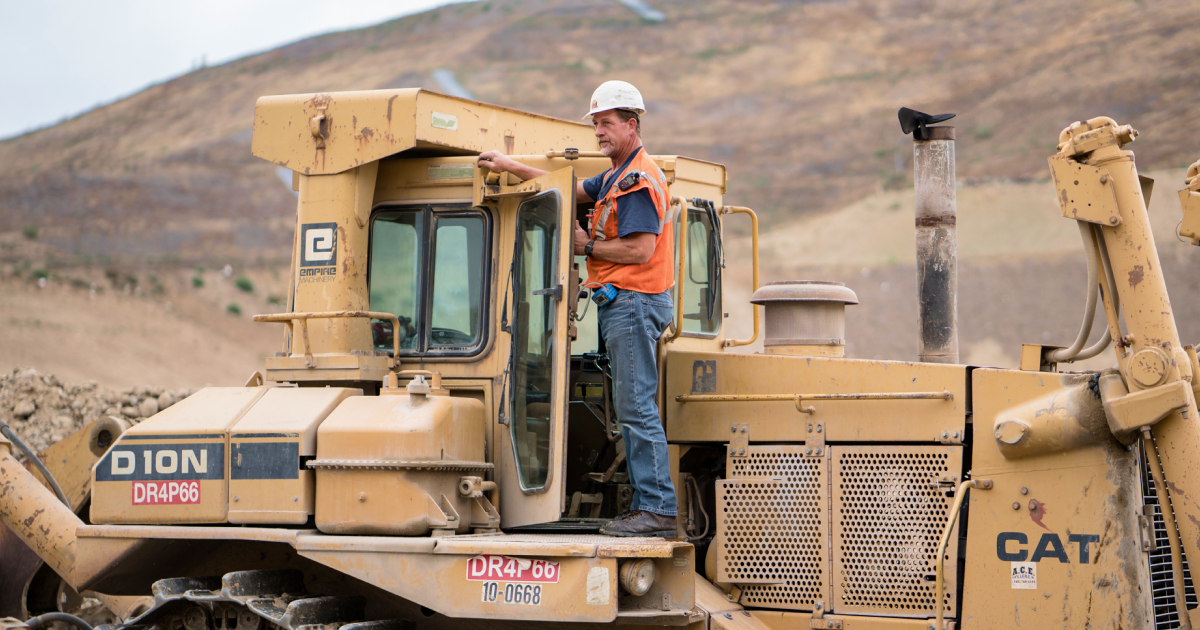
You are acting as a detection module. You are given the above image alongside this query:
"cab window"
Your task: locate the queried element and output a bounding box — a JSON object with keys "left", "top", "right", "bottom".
{"left": 368, "top": 206, "right": 490, "bottom": 355}
{"left": 509, "top": 192, "right": 561, "bottom": 490}
{"left": 674, "top": 205, "right": 722, "bottom": 335}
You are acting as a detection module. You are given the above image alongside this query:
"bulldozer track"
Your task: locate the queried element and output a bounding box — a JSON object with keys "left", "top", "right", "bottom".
{"left": 108, "top": 570, "right": 409, "bottom": 630}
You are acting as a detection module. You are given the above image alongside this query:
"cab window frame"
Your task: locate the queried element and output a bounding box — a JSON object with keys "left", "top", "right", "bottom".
{"left": 366, "top": 202, "right": 492, "bottom": 358}
{"left": 674, "top": 204, "right": 723, "bottom": 339}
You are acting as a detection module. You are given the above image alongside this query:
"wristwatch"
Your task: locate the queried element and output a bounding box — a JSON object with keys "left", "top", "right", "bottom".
{"left": 584, "top": 239, "right": 596, "bottom": 257}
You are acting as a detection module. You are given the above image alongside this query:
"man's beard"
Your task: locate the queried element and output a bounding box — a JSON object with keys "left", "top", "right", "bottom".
{"left": 599, "top": 139, "right": 616, "bottom": 157}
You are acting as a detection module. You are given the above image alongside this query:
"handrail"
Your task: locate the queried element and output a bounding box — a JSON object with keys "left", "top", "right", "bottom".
{"left": 721, "top": 205, "right": 759, "bottom": 348}
{"left": 667, "top": 196, "right": 689, "bottom": 343}
{"left": 253, "top": 310, "right": 401, "bottom": 368}
{"left": 675, "top": 390, "right": 953, "bottom": 414}
{"left": 934, "top": 479, "right": 990, "bottom": 630}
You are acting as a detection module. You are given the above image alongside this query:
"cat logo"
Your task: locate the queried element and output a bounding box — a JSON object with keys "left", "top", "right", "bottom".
{"left": 996, "top": 531, "right": 1099, "bottom": 563}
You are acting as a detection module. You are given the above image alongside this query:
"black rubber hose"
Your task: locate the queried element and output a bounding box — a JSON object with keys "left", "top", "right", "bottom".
{"left": 24, "top": 612, "right": 94, "bottom": 630}
{"left": 0, "top": 421, "right": 72, "bottom": 510}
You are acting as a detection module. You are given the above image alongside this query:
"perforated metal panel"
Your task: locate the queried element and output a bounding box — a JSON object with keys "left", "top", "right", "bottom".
{"left": 716, "top": 446, "right": 829, "bottom": 609}
{"left": 831, "top": 445, "right": 962, "bottom": 617}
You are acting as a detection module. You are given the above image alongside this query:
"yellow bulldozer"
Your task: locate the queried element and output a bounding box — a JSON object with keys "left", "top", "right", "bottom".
{"left": 4, "top": 89, "right": 1200, "bottom": 630}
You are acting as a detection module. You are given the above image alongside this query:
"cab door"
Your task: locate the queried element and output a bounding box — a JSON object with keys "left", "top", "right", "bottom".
{"left": 496, "top": 167, "right": 576, "bottom": 527}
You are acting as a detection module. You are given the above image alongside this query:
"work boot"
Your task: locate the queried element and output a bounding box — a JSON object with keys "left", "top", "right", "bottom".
{"left": 600, "top": 510, "right": 676, "bottom": 537}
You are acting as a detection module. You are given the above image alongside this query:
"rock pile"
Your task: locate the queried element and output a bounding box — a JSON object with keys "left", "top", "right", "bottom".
{"left": 0, "top": 368, "right": 195, "bottom": 454}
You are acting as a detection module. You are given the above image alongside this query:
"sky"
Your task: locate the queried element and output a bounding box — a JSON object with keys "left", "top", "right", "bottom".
{"left": 0, "top": 0, "right": 471, "bottom": 140}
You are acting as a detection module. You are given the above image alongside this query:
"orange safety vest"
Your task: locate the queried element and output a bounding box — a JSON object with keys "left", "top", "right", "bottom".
{"left": 586, "top": 147, "right": 675, "bottom": 295}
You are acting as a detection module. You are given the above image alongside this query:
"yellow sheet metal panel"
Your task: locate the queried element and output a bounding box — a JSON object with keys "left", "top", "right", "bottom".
{"left": 227, "top": 387, "right": 361, "bottom": 525}
{"left": 752, "top": 611, "right": 946, "bottom": 630}
{"left": 1180, "top": 188, "right": 1200, "bottom": 245}
{"left": 830, "top": 445, "right": 962, "bottom": 618}
{"left": 671, "top": 156, "right": 728, "bottom": 192}
{"left": 312, "top": 392, "right": 487, "bottom": 535}
{"left": 666, "top": 351, "right": 966, "bottom": 444}
{"left": 414, "top": 92, "right": 596, "bottom": 160}
{"left": 288, "top": 167, "right": 376, "bottom": 362}
{"left": 29, "top": 418, "right": 123, "bottom": 512}
{"left": 90, "top": 387, "right": 267, "bottom": 525}
{"left": 252, "top": 89, "right": 596, "bottom": 177}
{"left": 961, "top": 368, "right": 1151, "bottom": 629}
{"left": 1046, "top": 157, "right": 1122, "bottom": 226}
{"left": 297, "top": 546, "right": 620, "bottom": 622}
{"left": 252, "top": 89, "right": 420, "bottom": 176}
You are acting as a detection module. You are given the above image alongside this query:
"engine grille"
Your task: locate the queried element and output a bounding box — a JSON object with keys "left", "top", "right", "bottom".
{"left": 1143, "top": 441, "right": 1199, "bottom": 629}
{"left": 831, "top": 445, "right": 961, "bottom": 617}
{"left": 716, "top": 446, "right": 829, "bottom": 609}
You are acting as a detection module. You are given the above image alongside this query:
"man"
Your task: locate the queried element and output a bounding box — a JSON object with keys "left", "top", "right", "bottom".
{"left": 477, "top": 80, "right": 677, "bottom": 537}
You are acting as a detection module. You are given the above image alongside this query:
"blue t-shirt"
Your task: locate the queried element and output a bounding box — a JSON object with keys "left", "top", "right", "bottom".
{"left": 582, "top": 148, "right": 661, "bottom": 238}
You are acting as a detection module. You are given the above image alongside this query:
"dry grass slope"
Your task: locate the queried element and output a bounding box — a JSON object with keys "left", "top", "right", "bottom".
{"left": 2, "top": 0, "right": 1199, "bottom": 263}
{"left": 1, "top": 0, "right": 1199, "bottom": 385}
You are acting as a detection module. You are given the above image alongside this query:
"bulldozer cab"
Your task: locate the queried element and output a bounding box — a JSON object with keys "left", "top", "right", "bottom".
{"left": 248, "top": 89, "right": 733, "bottom": 531}
{"left": 359, "top": 163, "right": 728, "bottom": 528}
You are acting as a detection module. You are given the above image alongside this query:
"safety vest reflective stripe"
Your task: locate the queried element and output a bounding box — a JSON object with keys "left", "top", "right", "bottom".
{"left": 584, "top": 147, "right": 675, "bottom": 294}
{"left": 591, "top": 168, "right": 668, "bottom": 240}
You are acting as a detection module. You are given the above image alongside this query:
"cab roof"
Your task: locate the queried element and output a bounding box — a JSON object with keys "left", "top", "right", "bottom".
{"left": 251, "top": 88, "right": 599, "bottom": 176}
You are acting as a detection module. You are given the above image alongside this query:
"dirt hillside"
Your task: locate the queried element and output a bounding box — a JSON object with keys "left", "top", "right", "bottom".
{"left": 719, "top": 167, "right": 1200, "bottom": 368}
{"left": 2, "top": 0, "right": 1198, "bottom": 265}
{"left": 2, "top": 0, "right": 1199, "bottom": 389}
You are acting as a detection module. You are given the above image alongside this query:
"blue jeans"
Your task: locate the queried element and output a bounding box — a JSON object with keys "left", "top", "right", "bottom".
{"left": 598, "top": 289, "right": 677, "bottom": 517}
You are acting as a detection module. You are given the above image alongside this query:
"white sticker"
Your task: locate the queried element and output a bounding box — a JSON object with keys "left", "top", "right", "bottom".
{"left": 432, "top": 111, "right": 458, "bottom": 131}
{"left": 586, "top": 566, "right": 609, "bottom": 605}
{"left": 1011, "top": 562, "right": 1037, "bottom": 589}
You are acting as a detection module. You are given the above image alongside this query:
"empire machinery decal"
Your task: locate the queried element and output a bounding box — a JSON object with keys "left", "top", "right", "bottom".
{"left": 299, "top": 222, "right": 338, "bottom": 283}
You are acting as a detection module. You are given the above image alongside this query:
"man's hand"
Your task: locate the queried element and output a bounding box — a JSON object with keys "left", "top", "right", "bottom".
{"left": 577, "top": 230, "right": 655, "bottom": 265}
{"left": 477, "top": 150, "right": 515, "bottom": 173}
{"left": 477, "top": 150, "right": 549, "bottom": 182}
{"left": 574, "top": 221, "right": 590, "bottom": 256}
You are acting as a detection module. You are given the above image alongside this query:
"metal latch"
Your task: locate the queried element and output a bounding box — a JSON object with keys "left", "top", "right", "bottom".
{"left": 473, "top": 168, "right": 544, "bottom": 205}
{"left": 809, "top": 601, "right": 840, "bottom": 629}
{"left": 728, "top": 424, "right": 748, "bottom": 458}
{"left": 532, "top": 285, "right": 563, "bottom": 301}
{"left": 309, "top": 107, "right": 330, "bottom": 149}
{"left": 804, "top": 421, "right": 825, "bottom": 458}
{"left": 1140, "top": 505, "right": 1158, "bottom": 552}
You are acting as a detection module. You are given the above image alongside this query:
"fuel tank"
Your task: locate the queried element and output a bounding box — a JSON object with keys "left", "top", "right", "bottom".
{"left": 311, "top": 378, "right": 489, "bottom": 535}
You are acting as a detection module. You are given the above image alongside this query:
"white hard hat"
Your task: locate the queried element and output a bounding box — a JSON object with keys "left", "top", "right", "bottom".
{"left": 583, "top": 81, "right": 646, "bottom": 119}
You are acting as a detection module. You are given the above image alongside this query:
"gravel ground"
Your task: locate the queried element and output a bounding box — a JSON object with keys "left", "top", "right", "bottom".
{"left": 0, "top": 367, "right": 195, "bottom": 454}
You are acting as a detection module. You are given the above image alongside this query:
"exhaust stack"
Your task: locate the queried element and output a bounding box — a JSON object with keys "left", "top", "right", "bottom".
{"left": 901, "top": 108, "right": 959, "bottom": 364}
